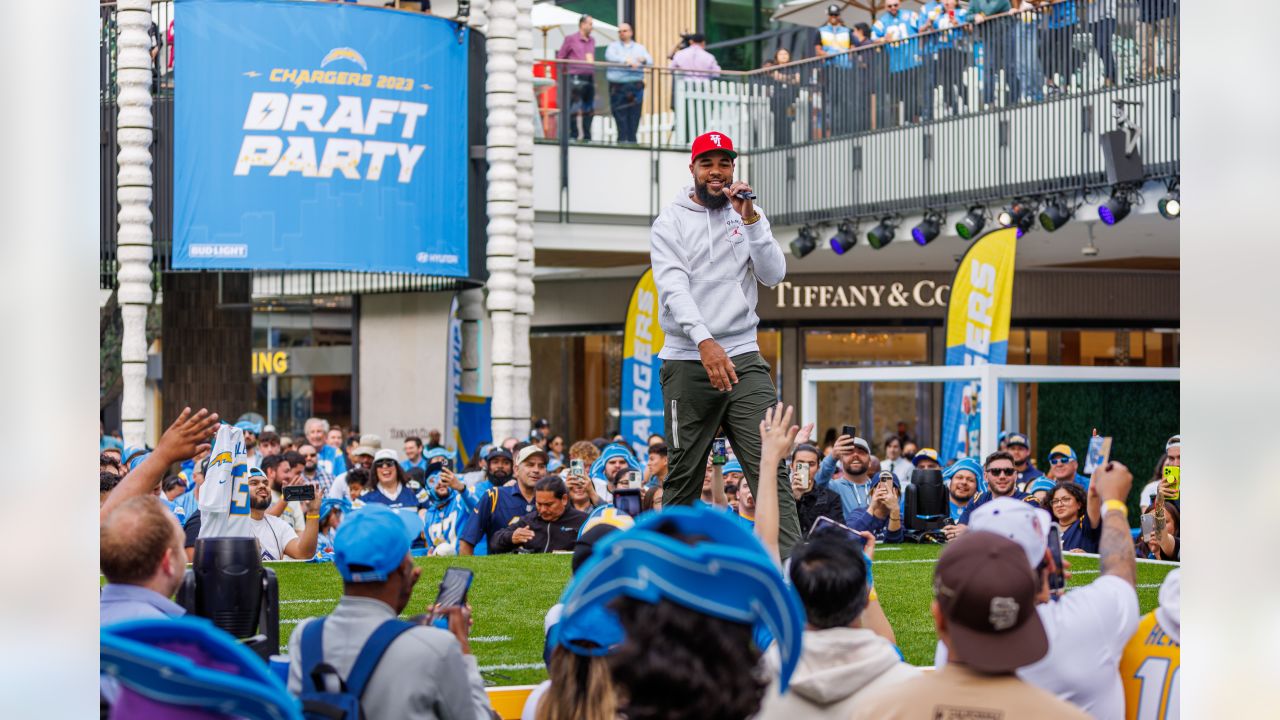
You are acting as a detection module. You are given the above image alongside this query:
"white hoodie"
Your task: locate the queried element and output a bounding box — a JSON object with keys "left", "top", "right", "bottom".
{"left": 757, "top": 627, "right": 920, "bottom": 720}
{"left": 650, "top": 185, "right": 787, "bottom": 360}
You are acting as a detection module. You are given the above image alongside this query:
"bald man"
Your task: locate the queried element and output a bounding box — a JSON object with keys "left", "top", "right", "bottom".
{"left": 100, "top": 496, "right": 187, "bottom": 625}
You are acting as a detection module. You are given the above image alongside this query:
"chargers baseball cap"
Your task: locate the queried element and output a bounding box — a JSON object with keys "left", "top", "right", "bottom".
{"left": 333, "top": 505, "right": 421, "bottom": 582}
{"left": 968, "top": 497, "right": 1052, "bottom": 570}
{"left": 691, "top": 131, "right": 738, "bottom": 162}
{"left": 1005, "top": 433, "right": 1030, "bottom": 448}
{"left": 826, "top": 3, "right": 842, "bottom": 15}
{"left": 934, "top": 532, "right": 1048, "bottom": 673}
{"left": 373, "top": 448, "right": 399, "bottom": 464}
{"left": 517, "top": 445, "right": 549, "bottom": 465}
{"left": 912, "top": 447, "right": 939, "bottom": 465}
{"left": 1048, "top": 444, "right": 1077, "bottom": 461}
{"left": 487, "top": 447, "right": 513, "bottom": 462}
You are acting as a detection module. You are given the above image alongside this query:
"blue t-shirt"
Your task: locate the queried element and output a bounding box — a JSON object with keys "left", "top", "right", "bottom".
{"left": 360, "top": 483, "right": 426, "bottom": 511}
{"left": 872, "top": 9, "right": 923, "bottom": 72}
{"left": 958, "top": 490, "right": 1038, "bottom": 525}
{"left": 1059, "top": 513, "right": 1102, "bottom": 553}
{"left": 948, "top": 498, "right": 972, "bottom": 522}
{"left": 317, "top": 444, "right": 346, "bottom": 477}
{"left": 422, "top": 489, "right": 478, "bottom": 552}
{"left": 460, "top": 484, "right": 536, "bottom": 549}
{"left": 402, "top": 456, "right": 429, "bottom": 473}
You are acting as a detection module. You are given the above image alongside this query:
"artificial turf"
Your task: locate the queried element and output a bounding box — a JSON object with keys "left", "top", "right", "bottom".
{"left": 266, "top": 544, "right": 1177, "bottom": 686}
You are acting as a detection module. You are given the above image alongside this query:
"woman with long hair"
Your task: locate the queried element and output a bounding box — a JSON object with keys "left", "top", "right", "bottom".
{"left": 1041, "top": 481, "right": 1101, "bottom": 553}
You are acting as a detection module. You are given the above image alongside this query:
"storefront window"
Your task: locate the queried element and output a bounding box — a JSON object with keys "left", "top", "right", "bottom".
{"left": 804, "top": 328, "right": 931, "bottom": 453}
{"left": 804, "top": 329, "right": 929, "bottom": 366}
{"left": 252, "top": 301, "right": 354, "bottom": 436}
{"left": 531, "top": 332, "right": 622, "bottom": 442}
{"left": 1007, "top": 328, "right": 1179, "bottom": 367}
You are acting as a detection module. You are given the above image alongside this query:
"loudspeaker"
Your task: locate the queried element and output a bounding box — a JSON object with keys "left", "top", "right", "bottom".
{"left": 1100, "top": 129, "right": 1144, "bottom": 185}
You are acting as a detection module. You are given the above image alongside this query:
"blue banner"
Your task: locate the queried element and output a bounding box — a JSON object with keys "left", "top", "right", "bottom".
{"left": 174, "top": 0, "right": 468, "bottom": 275}
{"left": 454, "top": 395, "right": 492, "bottom": 467}
{"left": 940, "top": 228, "right": 1018, "bottom": 465}
{"left": 621, "top": 269, "right": 665, "bottom": 459}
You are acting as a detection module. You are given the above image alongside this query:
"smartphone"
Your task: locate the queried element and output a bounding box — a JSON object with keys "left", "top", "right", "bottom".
{"left": 441, "top": 457, "right": 452, "bottom": 471}
{"left": 807, "top": 516, "right": 866, "bottom": 553}
{"left": 1140, "top": 513, "right": 1156, "bottom": 542}
{"left": 842, "top": 425, "right": 857, "bottom": 440}
{"left": 625, "top": 470, "right": 641, "bottom": 488}
{"left": 613, "top": 488, "right": 642, "bottom": 517}
{"left": 570, "top": 458, "right": 585, "bottom": 477}
{"left": 712, "top": 437, "right": 728, "bottom": 466}
{"left": 878, "top": 470, "right": 895, "bottom": 488}
{"left": 1084, "top": 436, "right": 1113, "bottom": 475}
{"left": 282, "top": 484, "right": 315, "bottom": 502}
{"left": 793, "top": 461, "right": 811, "bottom": 491}
{"left": 1046, "top": 525, "right": 1065, "bottom": 594}
{"left": 430, "top": 567, "right": 474, "bottom": 628}
{"left": 1163, "top": 465, "right": 1180, "bottom": 501}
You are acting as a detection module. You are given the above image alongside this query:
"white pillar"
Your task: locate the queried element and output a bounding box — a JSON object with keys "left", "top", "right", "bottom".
{"left": 512, "top": 0, "right": 535, "bottom": 433}
{"left": 115, "top": 0, "right": 155, "bottom": 449}
{"left": 485, "top": 0, "right": 520, "bottom": 444}
{"left": 458, "top": 288, "right": 485, "bottom": 396}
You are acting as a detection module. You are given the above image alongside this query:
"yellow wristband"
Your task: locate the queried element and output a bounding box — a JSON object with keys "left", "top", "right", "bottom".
{"left": 1102, "top": 500, "right": 1128, "bottom": 518}
{"left": 743, "top": 213, "right": 760, "bottom": 225}
{"left": 868, "top": 587, "right": 878, "bottom": 603}
{"left": 306, "top": 513, "right": 320, "bottom": 520}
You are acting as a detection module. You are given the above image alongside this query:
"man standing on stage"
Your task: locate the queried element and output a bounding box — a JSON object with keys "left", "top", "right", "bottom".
{"left": 650, "top": 131, "right": 798, "bottom": 553}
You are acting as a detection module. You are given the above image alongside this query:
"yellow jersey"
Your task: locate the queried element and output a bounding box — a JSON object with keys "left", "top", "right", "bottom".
{"left": 1119, "top": 611, "right": 1180, "bottom": 720}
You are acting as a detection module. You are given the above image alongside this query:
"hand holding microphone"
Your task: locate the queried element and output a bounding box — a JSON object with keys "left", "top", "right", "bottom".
{"left": 726, "top": 180, "right": 757, "bottom": 220}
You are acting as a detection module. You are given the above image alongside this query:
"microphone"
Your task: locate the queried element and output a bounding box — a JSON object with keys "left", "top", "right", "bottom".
{"left": 734, "top": 190, "right": 757, "bottom": 200}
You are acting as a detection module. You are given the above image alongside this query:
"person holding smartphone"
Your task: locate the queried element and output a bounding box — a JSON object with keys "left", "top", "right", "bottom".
{"left": 791, "top": 443, "right": 844, "bottom": 535}
{"left": 845, "top": 471, "right": 905, "bottom": 543}
{"left": 285, "top": 505, "right": 493, "bottom": 719}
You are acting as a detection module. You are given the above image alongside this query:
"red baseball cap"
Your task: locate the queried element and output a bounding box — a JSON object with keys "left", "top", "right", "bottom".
{"left": 691, "top": 131, "right": 738, "bottom": 162}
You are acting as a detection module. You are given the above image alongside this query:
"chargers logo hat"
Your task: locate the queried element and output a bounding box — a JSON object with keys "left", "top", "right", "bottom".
{"left": 1048, "top": 444, "right": 1077, "bottom": 461}
{"left": 691, "top": 131, "right": 738, "bottom": 162}
{"left": 912, "top": 447, "right": 939, "bottom": 465}
{"left": 1005, "top": 433, "right": 1030, "bottom": 447}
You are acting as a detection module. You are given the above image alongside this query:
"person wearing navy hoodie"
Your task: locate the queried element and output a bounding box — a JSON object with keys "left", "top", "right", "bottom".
{"left": 651, "top": 130, "right": 798, "bottom": 555}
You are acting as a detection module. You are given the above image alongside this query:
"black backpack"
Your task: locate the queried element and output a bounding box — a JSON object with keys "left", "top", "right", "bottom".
{"left": 298, "top": 617, "right": 415, "bottom": 720}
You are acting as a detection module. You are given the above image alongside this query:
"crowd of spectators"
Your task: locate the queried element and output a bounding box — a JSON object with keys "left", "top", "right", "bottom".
{"left": 100, "top": 400, "right": 1179, "bottom": 718}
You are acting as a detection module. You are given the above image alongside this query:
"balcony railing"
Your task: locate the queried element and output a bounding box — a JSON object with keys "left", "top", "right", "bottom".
{"left": 535, "top": 0, "right": 1178, "bottom": 226}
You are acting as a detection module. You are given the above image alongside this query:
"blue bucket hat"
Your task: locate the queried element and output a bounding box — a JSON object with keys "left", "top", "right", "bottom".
{"left": 550, "top": 505, "right": 806, "bottom": 691}
{"left": 234, "top": 420, "right": 262, "bottom": 435}
{"left": 319, "top": 497, "right": 351, "bottom": 525}
{"left": 942, "top": 457, "right": 983, "bottom": 483}
{"left": 722, "top": 459, "right": 744, "bottom": 476}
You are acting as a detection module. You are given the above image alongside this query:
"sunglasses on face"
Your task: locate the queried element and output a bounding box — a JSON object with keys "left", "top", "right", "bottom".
{"left": 1049, "top": 457, "right": 1073, "bottom": 466}
{"left": 987, "top": 467, "right": 1017, "bottom": 477}
{"left": 374, "top": 460, "right": 397, "bottom": 469}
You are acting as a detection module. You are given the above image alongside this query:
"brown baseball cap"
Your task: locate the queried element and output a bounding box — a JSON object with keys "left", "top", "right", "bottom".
{"left": 933, "top": 532, "right": 1048, "bottom": 673}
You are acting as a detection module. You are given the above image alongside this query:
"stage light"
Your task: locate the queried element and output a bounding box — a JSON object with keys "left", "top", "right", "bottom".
{"left": 829, "top": 220, "right": 857, "bottom": 254}
{"left": 955, "top": 207, "right": 986, "bottom": 240}
{"left": 998, "top": 201, "right": 1035, "bottom": 237}
{"left": 1039, "top": 198, "right": 1074, "bottom": 232}
{"left": 866, "top": 217, "right": 898, "bottom": 250}
{"left": 911, "top": 212, "right": 943, "bottom": 246}
{"left": 1158, "top": 190, "right": 1180, "bottom": 219}
{"left": 1098, "top": 191, "right": 1131, "bottom": 226}
{"left": 790, "top": 226, "right": 817, "bottom": 258}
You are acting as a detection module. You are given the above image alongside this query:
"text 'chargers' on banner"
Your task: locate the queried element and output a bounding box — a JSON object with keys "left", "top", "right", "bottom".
{"left": 174, "top": 0, "right": 469, "bottom": 276}
{"left": 940, "top": 227, "right": 1018, "bottom": 465}
{"left": 622, "top": 269, "right": 666, "bottom": 459}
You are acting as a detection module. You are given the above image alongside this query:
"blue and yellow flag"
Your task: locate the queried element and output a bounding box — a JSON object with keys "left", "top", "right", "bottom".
{"left": 453, "top": 394, "right": 492, "bottom": 467}
{"left": 621, "top": 269, "right": 666, "bottom": 459}
{"left": 940, "top": 227, "right": 1018, "bottom": 464}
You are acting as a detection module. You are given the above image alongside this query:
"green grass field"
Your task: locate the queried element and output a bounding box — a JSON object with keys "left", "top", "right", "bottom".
{"left": 270, "top": 545, "right": 1177, "bottom": 687}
